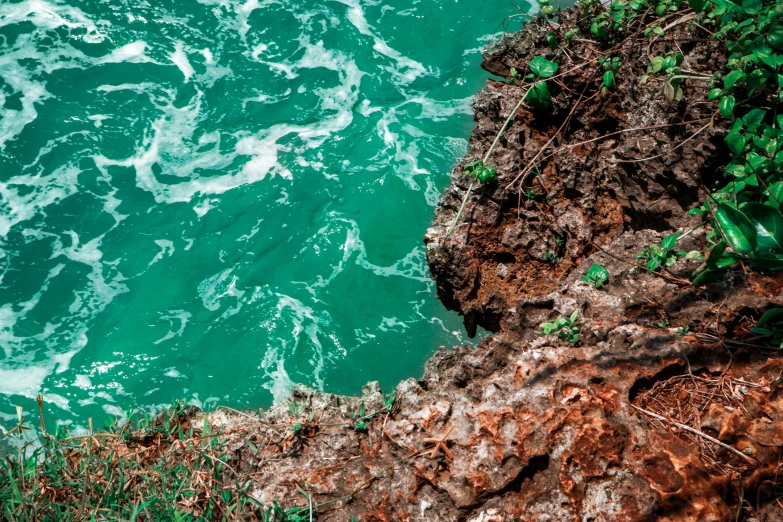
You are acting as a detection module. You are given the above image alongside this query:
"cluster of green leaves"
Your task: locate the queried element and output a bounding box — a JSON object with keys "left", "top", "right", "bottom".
{"left": 752, "top": 308, "right": 783, "bottom": 347}
{"left": 526, "top": 56, "right": 560, "bottom": 108}
{"left": 581, "top": 0, "right": 682, "bottom": 40}
{"left": 538, "top": 0, "right": 556, "bottom": 17}
{"left": 464, "top": 160, "right": 498, "bottom": 184}
{"left": 538, "top": 310, "right": 582, "bottom": 345}
{"left": 692, "top": 108, "right": 783, "bottom": 198}
{"left": 599, "top": 56, "right": 621, "bottom": 93}
{"left": 543, "top": 251, "right": 563, "bottom": 264}
{"left": 692, "top": 201, "right": 783, "bottom": 283}
{"left": 679, "top": 0, "right": 783, "bottom": 282}
{"left": 700, "top": 0, "right": 783, "bottom": 114}
{"left": 644, "top": 52, "right": 687, "bottom": 100}
{"left": 636, "top": 233, "right": 689, "bottom": 270}
{"left": 349, "top": 391, "right": 395, "bottom": 431}
{"left": 583, "top": 263, "right": 610, "bottom": 288}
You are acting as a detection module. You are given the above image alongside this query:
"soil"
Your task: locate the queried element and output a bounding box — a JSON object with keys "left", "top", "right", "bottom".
{"left": 75, "top": 8, "right": 783, "bottom": 521}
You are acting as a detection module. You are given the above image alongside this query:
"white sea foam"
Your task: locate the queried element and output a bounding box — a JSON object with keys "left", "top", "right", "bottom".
{"left": 0, "top": 0, "right": 105, "bottom": 42}
{"left": 334, "top": 0, "right": 431, "bottom": 84}
{"left": 169, "top": 42, "right": 195, "bottom": 81}
{"left": 0, "top": 164, "right": 81, "bottom": 237}
{"left": 313, "top": 215, "right": 432, "bottom": 288}
{"left": 154, "top": 311, "right": 192, "bottom": 345}
{"left": 97, "top": 41, "right": 153, "bottom": 64}
{"left": 149, "top": 240, "right": 175, "bottom": 267}
{"left": 0, "top": 0, "right": 485, "bottom": 420}
{"left": 198, "top": 267, "right": 245, "bottom": 313}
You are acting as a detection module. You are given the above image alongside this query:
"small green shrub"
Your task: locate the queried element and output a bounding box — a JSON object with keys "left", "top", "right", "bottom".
{"left": 583, "top": 264, "right": 610, "bottom": 288}
{"left": 636, "top": 233, "right": 687, "bottom": 271}
{"left": 752, "top": 308, "right": 783, "bottom": 348}
{"left": 538, "top": 310, "right": 582, "bottom": 345}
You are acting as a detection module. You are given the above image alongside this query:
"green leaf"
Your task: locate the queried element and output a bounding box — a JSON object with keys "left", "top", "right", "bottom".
{"left": 741, "top": 0, "right": 761, "bottom": 13}
{"left": 689, "top": 0, "right": 706, "bottom": 13}
{"left": 464, "top": 161, "right": 481, "bottom": 176}
{"left": 719, "top": 95, "right": 735, "bottom": 118}
{"left": 768, "top": 181, "right": 783, "bottom": 207}
{"left": 591, "top": 20, "right": 610, "bottom": 37}
{"left": 752, "top": 327, "right": 774, "bottom": 335}
{"left": 743, "top": 203, "right": 783, "bottom": 252}
{"left": 745, "top": 151, "right": 766, "bottom": 172}
{"left": 661, "top": 232, "right": 681, "bottom": 250}
{"left": 648, "top": 56, "right": 664, "bottom": 73}
{"left": 603, "top": 70, "right": 615, "bottom": 88}
{"left": 713, "top": 203, "right": 757, "bottom": 253}
{"left": 743, "top": 108, "right": 767, "bottom": 132}
{"left": 707, "top": 88, "right": 723, "bottom": 101}
{"left": 529, "top": 56, "right": 559, "bottom": 78}
{"left": 478, "top": 166, "right": 497, "bottom": 183}
{"left": 131, "top": 501, "right": 156, "bottom": 522}
{"left": 569, "top": 310, "right": 579, "bottom": 322}
{"left": 745, "top": 68, "right": 771, "bottom": 96}
{"left": 693, "top": 266, "right": 728, "bottom": 285}
{"left": 583, "top": 264, "right": 610, "bottom": 288}
{"left": 758, "top": 308, "right": 783, "bottom": 328}
{"left": 726, "top": 130, "right": 746, "bottom": 155}
{"left": 526, "top": 82, "right": 552, "bottom": 108}
{"left": 725, "top": 161, "right": 746, "bottom": 177}
{"left": 705, "top": 242, "right": 737, "bottom": 270}
{"left": 723, "top": 69, "right": 747, "bottom": 90}
{"left": 768, "top": 26, "right": 783, "bottom": 50}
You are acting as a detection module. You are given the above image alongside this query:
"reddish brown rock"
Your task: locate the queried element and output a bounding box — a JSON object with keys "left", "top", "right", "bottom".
{"left": 195, "top": 9, "right": 783, "bottom": 521}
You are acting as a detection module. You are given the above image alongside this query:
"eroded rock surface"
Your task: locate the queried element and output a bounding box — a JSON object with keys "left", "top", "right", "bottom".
{"left": 201, "top": 11, "right": 783, "bottom": 521}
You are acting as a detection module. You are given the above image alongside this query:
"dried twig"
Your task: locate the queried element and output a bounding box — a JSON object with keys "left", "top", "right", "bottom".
{"left": 632, "top": 405, "right": 758, "bottom": 465}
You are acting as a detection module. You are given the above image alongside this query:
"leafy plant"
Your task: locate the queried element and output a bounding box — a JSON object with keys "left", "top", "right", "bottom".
{"left": 538, "top": 310, "right": 582, "bottom": 345}
{"left": 446, "top": 55, "right": 558, "bottom": 237}
{"left": 525, "top": 56, "right": 559, "bottom": 108}
{"left": 352, "top": 403, "right": 368, "bottom": 431}
{"left": 544, "top": 251, "right": 562, "bottom": 264}
{"left": 287, "top": 398, "right": 304, "bottom": 417}
{"left": 635, "top": 233, "right": 687, "bottom": 271}
{"left": 692, "top": 202, "right": 783, "bottom": 283}
{"left": 382, "top": 390, "right": 396, "bottom": 411}
{"left": 508, "top": 66, "right": 522, "bottom": 85}
{"left": 546, "top": 30, "right": 558, "bottom": 48}
{"left": 464, "top": 160, "right": 498, "bottom": 184}
{"left": 650, "top": 319, "right": 670, "bottom": 330}
{"left": 538, "top": 0, "right": 556, "bottom": 17}
{"left": 583, "top": 263, "right": 610, "bottom": 288}
{"left": 349, "top": 390, "right": 396, "bottom": 431}
{"left": 752, "top": 308, "right": 783, "bottom": 348}
{"left": 599, "top": 56, "right": 621, "bottom": 94}
{"left": 582, "top": 0, "right": 660, "bottom": 40}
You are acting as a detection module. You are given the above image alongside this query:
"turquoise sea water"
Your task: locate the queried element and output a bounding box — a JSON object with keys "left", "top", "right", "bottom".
{"left": 0, "top": 0, "right": 527, "bottom": 428}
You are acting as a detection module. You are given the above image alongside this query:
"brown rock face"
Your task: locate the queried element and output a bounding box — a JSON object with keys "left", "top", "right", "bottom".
{"left": 210, "top": 10, "right": 783, "bottom": 521}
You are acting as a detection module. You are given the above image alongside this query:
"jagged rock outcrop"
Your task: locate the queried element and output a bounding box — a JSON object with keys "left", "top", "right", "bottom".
{"left": 204, "top": 11, "right": 783, "bottom": 521}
